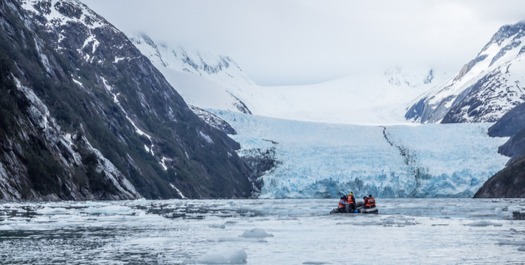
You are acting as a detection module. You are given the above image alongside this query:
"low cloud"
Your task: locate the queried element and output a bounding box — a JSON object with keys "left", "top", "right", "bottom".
{"left": 81, "top": 0, "right": 525, "bottom": 85}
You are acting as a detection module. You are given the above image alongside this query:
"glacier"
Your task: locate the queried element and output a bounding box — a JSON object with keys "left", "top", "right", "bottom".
{"left": 214, "top": 111, "right": 509, "bottom": 198}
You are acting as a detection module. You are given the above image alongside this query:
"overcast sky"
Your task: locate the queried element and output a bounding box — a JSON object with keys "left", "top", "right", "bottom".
{"left": 80, "top": 0, "right": 525, "bottom": 85}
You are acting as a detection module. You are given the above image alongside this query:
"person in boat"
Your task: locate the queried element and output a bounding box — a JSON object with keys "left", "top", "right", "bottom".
{"left": 363, "top": 196, "right": 369, "bottom": 208}
{"left": 367, "top": 194, "right": 376, "bottom": 208}
{"left": 337, "top": 195, "right": 348, "bottom": 213}
{"left": 347, "top": 192, "right": 356, "bottom": 212}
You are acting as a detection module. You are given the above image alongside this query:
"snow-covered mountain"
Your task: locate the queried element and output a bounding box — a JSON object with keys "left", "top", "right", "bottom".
{"left": 257, "top": 67, "right": 448, "bottom": 125}
{"left": 130, "top": 33, "right": 257, "bottom": 114}
{"left": 215, "top": 111, "right": 508, "bottom": 198}
{"left": 132, "top": 33, "right": 448, "bottom": 125}
{"left": 406, "top": 21, "right": 525, "bottom": 123}
{"left": 0, "top": 0, "right": 254, "bottom": 200}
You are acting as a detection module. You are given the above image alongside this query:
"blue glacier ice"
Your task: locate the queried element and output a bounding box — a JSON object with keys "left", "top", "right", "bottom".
{"left": 214, "top": 111, "right": 509, "bottom": 198}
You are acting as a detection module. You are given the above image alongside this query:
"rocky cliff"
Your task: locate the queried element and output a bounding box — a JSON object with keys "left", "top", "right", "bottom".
{"left": 0, "top": 0, "right": 252, "bottom": 200}
{"left": 475, "top": 102, "right": 525, "bottom": 198}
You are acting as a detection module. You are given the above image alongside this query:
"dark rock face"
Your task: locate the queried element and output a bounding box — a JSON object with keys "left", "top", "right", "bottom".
{"left": 475, "top": 103, "right": 525, "bottom": 198}
{"left": 474, "top": 156, "right": 525, "bottom": 198}
{"left": 488, "top": 102, "right": 525, "bottom": 138}
{"left": 190, "top": 106, "right": 237, "bottom": 135}
{"left": 497, "top": 128, "right": 525, "bottom": 160}
{"left": 240, "top": 145, "right": 280, "bottom": 197}
{"left": 0, "top": 0, "right": 252, "bottom": 200}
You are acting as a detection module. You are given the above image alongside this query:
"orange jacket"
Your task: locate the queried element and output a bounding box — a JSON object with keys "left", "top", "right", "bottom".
{"left": 347, "top": 195, "right": 355, "bottom": 205}
{"left": 368, "top": 196, "right": 376, "bottom": 207}
{"left": 364, "top": 197, "right": 371, "bottom": 208}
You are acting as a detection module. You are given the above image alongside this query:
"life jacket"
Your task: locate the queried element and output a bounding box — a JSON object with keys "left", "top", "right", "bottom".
{"left": 347, "top": 195, "right": 355, "bottom": 205}
{"left": 368, "top": 196, "right": 376, "bottom": 207}
{"left": 338, "top": 199, "right": 346, "bottom": 208}
{"left": 364, "top": 197, "right": 371, "bottom": 208}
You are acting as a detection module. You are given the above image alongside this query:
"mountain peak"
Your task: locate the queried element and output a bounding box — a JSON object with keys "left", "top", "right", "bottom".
{"left": 129, "top": 33, "right": 256, "bottom": 114}
{"left": 21, "top": 0, "right": 108, "bottom": 30}
{"left": 406, "top": 20, "right": 525, "bottom": 124}
{"left": 130, "top": 33, "right": 243, "bottom": 76}
{"left": 488, "top": 21, "right": 525, "bottom": 46}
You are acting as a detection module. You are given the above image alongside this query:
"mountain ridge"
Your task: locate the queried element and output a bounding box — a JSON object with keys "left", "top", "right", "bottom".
{"left": 132, "top": 33, "right": 448, "bottom": 125}
{"left": 0, "top": 0, "right": 253, "bottom": 200}
{"left": 406, "top": 21, "right": 525, "bottom": 124}
{"left": 130, "top": 33, "right": 256, "bottom": 115}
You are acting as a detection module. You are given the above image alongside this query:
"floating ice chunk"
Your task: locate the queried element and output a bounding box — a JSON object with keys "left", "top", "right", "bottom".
{"left": 82, "top": 205, "right": 135, "bottom": 216}
{"left": 431, "top": 223, "right": 449, "bottom": 227}
{"left": 464, "top": 221, "right": 503, "bottom": 227}
{"left": 209, "top": 224, "right": 226, "bottom": 229}
{"left": 303, "top": 262, "right": 330, "bottom": 265}
{"left": 218, "top": 237, "right": 267, "bottom": 243}
{"left": 240, "top": 228, "right": 273, "bottom": 238}
{"left": 497, "top": 239, "right": 525, "bottom": 246}
{"left": 351, "top": 221, "right": 383, "bottom": 226}
{"left": 381, "top": 216, "right": 418, "bottom": 227}
{"left": 194, "top": 249, "right": 247, "bottom": 264}
{"left": 467, "top": 210, "right": 499, "bottom": 218}
{"left": 0, "top": 225, "right": 14, "bottom": 231}
{"left": 38, "top": 206, "right": 69, "bottom": 215}
{"left": 276, "top": 216, "right": 298, "bottom": 221}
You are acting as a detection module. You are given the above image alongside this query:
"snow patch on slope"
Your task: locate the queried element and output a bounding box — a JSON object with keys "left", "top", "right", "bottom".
{"left": 101, "top": 77, "right": 156, "bottom": 156}
{"left": 21, "top": 0, "right": 116, "bottom": 63}
{"left": 80, "top": 135, "right": 138, "bottom": 198}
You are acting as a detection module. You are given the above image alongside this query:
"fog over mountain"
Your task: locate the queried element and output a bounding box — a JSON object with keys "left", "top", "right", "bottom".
{"left": 80, "top": 0, "right": 525, "bottom": 86}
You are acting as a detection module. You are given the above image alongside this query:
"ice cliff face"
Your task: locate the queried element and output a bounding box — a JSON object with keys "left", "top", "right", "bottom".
{"left": 0, "top": 0, "right": 253, "bottom": 200}
{"left": 406, "top": 22, "right": 525, "bottom": 123}
{"left": 216, "top": 111, "right": 508, "bottom": 198}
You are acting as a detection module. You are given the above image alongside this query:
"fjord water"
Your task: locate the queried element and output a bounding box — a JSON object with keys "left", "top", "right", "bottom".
{"left": 1, "top": 199, "right": 524, "bottom": 264}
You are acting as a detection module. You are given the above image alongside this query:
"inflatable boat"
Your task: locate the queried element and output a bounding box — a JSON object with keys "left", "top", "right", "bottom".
{"left": 330, "top": 201, "right": 378, "bottom": 214}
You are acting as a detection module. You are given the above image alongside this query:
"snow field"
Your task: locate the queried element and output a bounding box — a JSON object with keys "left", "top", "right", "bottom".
{"left": 132, "top": 34, "right": 453, "bottom": 125}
